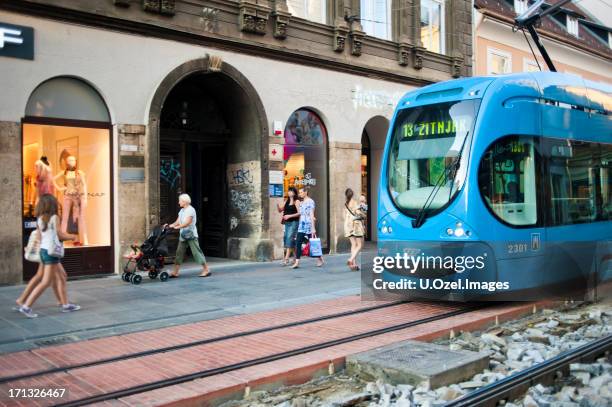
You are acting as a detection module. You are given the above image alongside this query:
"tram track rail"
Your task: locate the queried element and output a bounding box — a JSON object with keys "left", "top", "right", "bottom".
{"left": 0, "top": 300, "right": 407, "bottom": 384}
{"left": 48, "top": 304, "right": 486, "bottom": 406}
{"left": 444, "top": 334, "right": 612, "bottom": 407}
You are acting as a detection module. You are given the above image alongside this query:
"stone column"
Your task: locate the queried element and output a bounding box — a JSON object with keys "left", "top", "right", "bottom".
{"left": 0, "top": 122, "right": 23, "bottom": 285}
{"left": 328, "top": 141, "right": 361, "bottom": 254}
{"left": 268, "top": 133, "right": 285, "bottom": 260}
{"left": 117, "top": 125, "right": 147, "bottom": 264}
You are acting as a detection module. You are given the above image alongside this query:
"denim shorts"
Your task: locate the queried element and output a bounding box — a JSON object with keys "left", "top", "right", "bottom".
{"left": 40, "top": 249, "right": 61, "bottom": 265}
{"left": 283, "top": 221, "right": 298, "bottom": 248}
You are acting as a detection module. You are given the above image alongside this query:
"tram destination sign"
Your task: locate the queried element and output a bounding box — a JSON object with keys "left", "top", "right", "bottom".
{"left": 0, "top": 22, "right": 34, "bottom": 60}
{"left": 401, "top": 117, "right": 470, "bottom": 140}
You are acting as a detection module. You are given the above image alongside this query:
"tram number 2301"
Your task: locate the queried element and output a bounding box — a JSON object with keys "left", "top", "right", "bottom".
{"left": 507, "top": 243, "right": 528, "bottom": 254}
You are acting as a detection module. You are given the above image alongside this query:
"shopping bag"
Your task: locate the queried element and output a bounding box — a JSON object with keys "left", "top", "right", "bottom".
{"left": 48, "top": 216, "right": 65, "bottom": 258}
{"left": 24, "top": 229, "right": 41, "bottom": 263}
{"left": 309, "top": 235, "right": 322, "bottom": 257}
{"left": 301, "top": 241, "right": 310, "bottom": 257}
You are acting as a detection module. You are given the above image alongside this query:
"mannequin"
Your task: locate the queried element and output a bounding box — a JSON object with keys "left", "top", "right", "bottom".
{"left": 34, "top": 156, "right": 55, "bottom": 199}
{"left": 54, "top": 156, "right": 88, "bottom": 246}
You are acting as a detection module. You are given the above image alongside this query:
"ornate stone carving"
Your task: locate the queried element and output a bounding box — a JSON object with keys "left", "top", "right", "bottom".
{"left": 350, "top": 31, "right": 364, "bottom": 56}
{"left": 160, "top": 0, "right": 175, "bottom": 15}
{"left": 452, "top": 52, "right": 464, "bottom": 78}
{"left": 142, "top": 0, "right": 175, "bottom": 15}
{"left": 208, "top": 55, "right": 223, "bottom": 72}
{"left": 398, "top": 42, "right": 412, "bottom": 66}
{"left": 333, "top": 25, "right": 349, "bottom": 52}
{"left": 142, "top": 0, "right": 159, "bottom": 12}
{"left": 113, "top": 0, "right": 130, "bottom": 7}
{"left": 413, "top": 45, "right": 426, "bottom": 70}
{"left": 239, "top": 0, "right": 270, "bottom": 35}
{"left": 271, "top": 11, "right": 291, "bottom": 39}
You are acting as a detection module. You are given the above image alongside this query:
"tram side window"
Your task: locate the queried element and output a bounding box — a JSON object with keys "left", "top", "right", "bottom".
{"left": 478, "top": 136, "right": 538, "bottom": 226}
{"left": 602, "top": 144, "right": 612, "bottom": 220}
{"left": 547, "top": 140, "right": 604, "bottom": 225}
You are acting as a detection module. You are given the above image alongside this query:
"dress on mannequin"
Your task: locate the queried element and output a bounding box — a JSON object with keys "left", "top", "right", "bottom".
{"left": 54, "top": 156, "right": 88, "bottom": 246}
{"left": 35, "top": 157, "right": 55, "bottom": 197}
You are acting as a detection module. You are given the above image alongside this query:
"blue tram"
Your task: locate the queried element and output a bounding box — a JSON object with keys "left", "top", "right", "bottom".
{"left": 377, "top": 72, "right": 611, "bottom": 300}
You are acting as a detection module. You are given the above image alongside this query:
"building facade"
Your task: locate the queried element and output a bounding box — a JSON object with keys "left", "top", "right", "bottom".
{"left": 0, "top": 0, "right": 473, "bottom": 284}
{"left": 474, "top": 0, "right": 612, "bottom": 83}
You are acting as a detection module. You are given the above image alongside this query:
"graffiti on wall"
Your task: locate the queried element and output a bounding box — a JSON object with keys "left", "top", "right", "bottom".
{"left": 230, "top": 167, "right": 254, "bottom": 185}
{"left": 230, "top": 189, "right": 253, "bottom": 216}
{"left": 160, "top": 158, "right": 181, "bottom": 189}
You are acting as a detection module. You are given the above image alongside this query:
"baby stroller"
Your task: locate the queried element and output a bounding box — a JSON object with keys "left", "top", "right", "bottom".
{"left": 122, "top": 225, "right": 170, "bottom": 284}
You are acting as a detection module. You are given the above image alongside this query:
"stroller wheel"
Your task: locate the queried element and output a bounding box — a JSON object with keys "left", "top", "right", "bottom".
{"left": 131, "top": 274, "right": 142, "bottom": 285}
{"left": 148, "top": 271, "right": 158, "bottom": 280}
{"left": 159, "top": 271, "right": 169, "bottom": 282}
{"left": 122, "top": 272, "right": 130, "bottom": 282}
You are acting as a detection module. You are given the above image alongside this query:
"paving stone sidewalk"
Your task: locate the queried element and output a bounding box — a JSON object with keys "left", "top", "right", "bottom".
{"left": 0, "top": 251, "right": 365, "bottom": 353}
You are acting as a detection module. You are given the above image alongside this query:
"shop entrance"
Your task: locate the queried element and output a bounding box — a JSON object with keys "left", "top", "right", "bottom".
{"left": 362, "top": 116, "right": 390, "bottom": 242}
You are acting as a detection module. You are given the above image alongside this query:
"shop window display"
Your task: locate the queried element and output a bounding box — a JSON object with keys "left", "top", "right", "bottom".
{"left": 22, "top": 124, "right": 111, "bottom": 248}
{"left": 283, "top": 109, "right": 328, "bottom": 247}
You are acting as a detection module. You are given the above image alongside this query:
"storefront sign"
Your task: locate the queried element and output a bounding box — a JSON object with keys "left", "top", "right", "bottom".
{"left": 120, "top": 144, "right": 139, "bottom": 152}
{"left": 269, "top": 144, "right": 283, "bottom": 161}
{"left": 351, "top": 86, "right": 401, "bottom": 111}
{"left": 269, "top": 170, "right": 283, "bottom": 184}
{"left": 0, "top": 22, "right": 34, "bottom": 60}
{"left": 269, "top": 184, "right": 284, "bottom": 197}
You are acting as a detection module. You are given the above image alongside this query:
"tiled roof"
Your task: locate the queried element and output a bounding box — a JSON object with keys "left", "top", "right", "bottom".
{"left": 475, "top": 0, "right": 612, "bottom": 59}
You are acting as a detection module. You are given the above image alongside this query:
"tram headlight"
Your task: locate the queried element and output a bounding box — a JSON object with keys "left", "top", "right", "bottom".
{"left": 443, "top": 221, "right": 471, "bottom": 238}
{"left": 381, "top": 226, "right": 389, "bottom": 234}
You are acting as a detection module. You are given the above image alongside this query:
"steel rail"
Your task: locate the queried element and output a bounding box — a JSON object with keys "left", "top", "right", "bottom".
{"left": 445, "top": 334, "right": 612, "bottom": 407}
{"left": 0, "top": 300, "right": 409, "bottom": 384}
{"left": 55, "top": 306, "right": 484, "bottom": 406}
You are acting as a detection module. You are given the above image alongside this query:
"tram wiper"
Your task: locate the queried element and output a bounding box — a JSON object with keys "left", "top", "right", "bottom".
{"left": 411, "top": 132, "right": 469, "bottom": 229}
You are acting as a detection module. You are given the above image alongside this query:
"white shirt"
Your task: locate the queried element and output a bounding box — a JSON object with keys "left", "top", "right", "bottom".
{"left": 178, "top": 205, "right": 198, "bottom": 241}
{"left": 38, "top": 215, "right": 59, "bottom": 251}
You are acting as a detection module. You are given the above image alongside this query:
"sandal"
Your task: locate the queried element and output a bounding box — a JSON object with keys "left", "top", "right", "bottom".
{"left": 169, "top": 274, "right": 179, "bottom": 278}
{"left": 199, "top": 272, "right": 212, "bottom": 278}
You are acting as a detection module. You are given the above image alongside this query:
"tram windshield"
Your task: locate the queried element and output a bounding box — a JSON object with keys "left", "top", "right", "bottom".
{"left": 387, "top": 99, "right": 480, "bottom": 217}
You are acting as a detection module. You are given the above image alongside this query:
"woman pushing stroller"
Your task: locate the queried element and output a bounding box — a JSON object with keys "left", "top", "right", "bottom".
{"left": 165, "top": 193, "right": 211, "bottom": 278}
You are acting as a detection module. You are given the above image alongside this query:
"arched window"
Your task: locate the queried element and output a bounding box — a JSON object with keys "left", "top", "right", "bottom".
{"left": 283, "top": 109, "right": 329, "bottom": 247}
{"left": 25, "top": 77, "right": 110, "bottom": 122}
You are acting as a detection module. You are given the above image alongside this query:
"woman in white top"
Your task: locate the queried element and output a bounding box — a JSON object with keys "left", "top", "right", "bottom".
{"left": 19, "top": 194, "right": 80, "bottom": 318}
{"left": 166, "top": 194, "right": 210, "bottom": 278}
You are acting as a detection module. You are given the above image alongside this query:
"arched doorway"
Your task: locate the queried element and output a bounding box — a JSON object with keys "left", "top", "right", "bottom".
{"left": 22, "top": 76, "right": 113, "bottom": 279}
{"left": 149, "top": 57, "right": 268, "bottom": 260}
{"left": 283, "top": 108, "right": 329, "bottom": 249}
{"left": 362, "top": 116, "right": 390, "bottom": 242}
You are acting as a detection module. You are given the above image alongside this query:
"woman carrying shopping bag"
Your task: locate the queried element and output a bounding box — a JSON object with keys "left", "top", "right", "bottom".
{"left": 19, "top": 194, "right": 80, "bottom": 318}
{"left": 291, "top": 187, "right": 324, "bottom": 269}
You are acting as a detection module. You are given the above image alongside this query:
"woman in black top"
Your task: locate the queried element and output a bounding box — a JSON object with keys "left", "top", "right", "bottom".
{"left": 277, "top": 186, "right": 300, "bottom": 266}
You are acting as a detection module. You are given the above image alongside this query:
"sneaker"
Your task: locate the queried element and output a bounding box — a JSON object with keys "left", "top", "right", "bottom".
{"left": 61, "top": 304, "right": 81, "bottom": 313}
{"left": 19, "top": 306, "right": 38, "bottom": 318}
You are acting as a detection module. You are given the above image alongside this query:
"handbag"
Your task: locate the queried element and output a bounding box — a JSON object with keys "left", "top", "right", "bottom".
{"left": 47, "top": 216, "right": 65, "bottom": 258}
{"left": 301, "top": 239, "right": 310, "bottom": 257}
{"left": 24, "top": 229, "right": 41, "bottom": 263}
{"left": 309, "top": 234, "right": 323, "bottom": 257}
{"left": 180, "top": 227, "right": 195, "bottom": 240}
